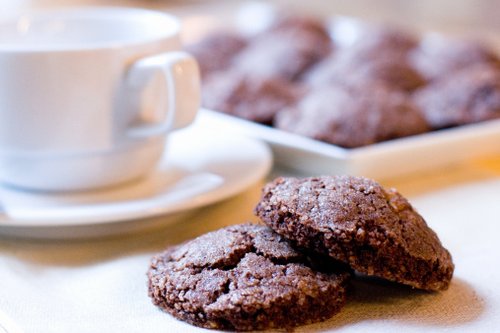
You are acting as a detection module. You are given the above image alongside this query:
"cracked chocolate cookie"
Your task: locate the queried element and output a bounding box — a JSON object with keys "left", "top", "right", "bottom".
{"left": 202, "top": 70, "right": 302, "bottom": 125}
{"left": 184, "top": 32, "right": 247, "bottom": 79}
{"left": 255, "top": 176, "right": 454, "bottom": 291}
{"left": 148, "top": 223, "right": 351, "bottom": 331}
{"left": 275, "top": 82, "right": 429, "bottom": 148}
{"left": 232, "top": 23, "right": 331, "bottom": 82}
{"left": 304, "top": 50, "right": 426, "bottom": 92}
{"left": 350, "top": 25, "right": 419, "bottom": 56}
{"left": 410, "top": 35, "right": 500, "bottom": 81}
{"left": 414, "top": 64, "right": 500, "bottom": 129}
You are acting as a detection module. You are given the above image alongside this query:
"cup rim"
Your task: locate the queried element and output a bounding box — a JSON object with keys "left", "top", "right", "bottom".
{"left": 0, "top": 7, "right": 181, "bottom": 53}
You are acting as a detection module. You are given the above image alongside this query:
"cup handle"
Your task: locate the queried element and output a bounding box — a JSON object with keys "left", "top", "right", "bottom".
{"left": 125, "top": 51, "right": 200, "bottom": 138}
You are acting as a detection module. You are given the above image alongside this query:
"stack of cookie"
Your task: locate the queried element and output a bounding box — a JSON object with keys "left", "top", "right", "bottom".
{"left": 148, "top": 175, "right": 454, "bottom": 331}
{"left": 187, "top": 13, "right": 500, "bottom": 148}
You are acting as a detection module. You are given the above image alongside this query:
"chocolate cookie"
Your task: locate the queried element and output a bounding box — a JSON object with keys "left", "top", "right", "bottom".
{"left": 255, "top": 176, "right": 454, "bottom": 291}
{"left": 275, "top": 82, "right": 429, "bottom": 148}
{"left": 233, "top": 24, "right": 331, "bottom": 81}
{"left": 184, "top": 32, "right": 247, "bottom": 78}
{"left": 202, "top": 70, "right": 302, "bottom": 125}
{"left": 304, "top": 50, "right": 426, "bottom": 92}
{"left": 304, "top": 24, "right": 423, "bottom": 92}
{"left": 349, "top": 25, "right": 419, "bottom": 55}
{"left": 414, "top": 64, "right": 500, "bottom": 129}
{"left": 410, "top": 34, "right": 500, "bottom": 81}
{"left": 268, "top": 13, "right": 331, "bottom": 41}
{"left": 148, "top": 223, "right": 351, "bottom": 331}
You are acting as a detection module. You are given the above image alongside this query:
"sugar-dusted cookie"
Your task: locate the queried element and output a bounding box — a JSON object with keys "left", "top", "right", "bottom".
{"left": 184, "top": 32, "right": 247, "bottom": 78}
{"left": 414, "top": 64, "right": 500, "bottom": 129}
{"left": 202, "top": 70, "right": 302, "bottom": 125}
{"left": 275, "top": 82, "right": 429, "bottom": 148}
{"left": 255, "top": 176, "right": 454, "bottom": 291}
{"left": 148, "top": 223, "right": 350, "bottom": 331}
{"left": 410, "top": 35, "right": 500, "bottom": 81}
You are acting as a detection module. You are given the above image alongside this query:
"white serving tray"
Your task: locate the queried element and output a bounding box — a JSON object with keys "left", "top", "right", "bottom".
{"left": 202, "top": 109, "right": 500, "bottom": 179}
{"left": 182, "top": 2, "right": 500, "bottom": 179}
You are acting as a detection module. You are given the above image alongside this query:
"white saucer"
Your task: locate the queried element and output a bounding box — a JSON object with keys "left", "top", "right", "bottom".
{"left": 0, "top": 112, "right": 272, "bottom": 239}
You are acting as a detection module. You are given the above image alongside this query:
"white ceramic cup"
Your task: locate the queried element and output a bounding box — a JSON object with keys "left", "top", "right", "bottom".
{"left": 0, "top": 7, "right": 200, "bottom": 191}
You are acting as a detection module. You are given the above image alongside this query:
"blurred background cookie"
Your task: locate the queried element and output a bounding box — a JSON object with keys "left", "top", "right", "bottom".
{"left": 410, "top": 34, "right": 500, "bottom": 81}
{"left": 202, "top": 70, "right": 303, "bottom": 125}
{"left": 414, "top": 63, "right": 500, "bottom": 129}
{"left": 304, "top": 50, "right": 426, "bottom": 92}
{"left": 184, "top": 31, "right": 247, "bottom": 79}
{"left": 275, "top": 82, "right": 429, "bottom": 147}
{"left": 232, "top": 19, "right": 332, "bottom": 81}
